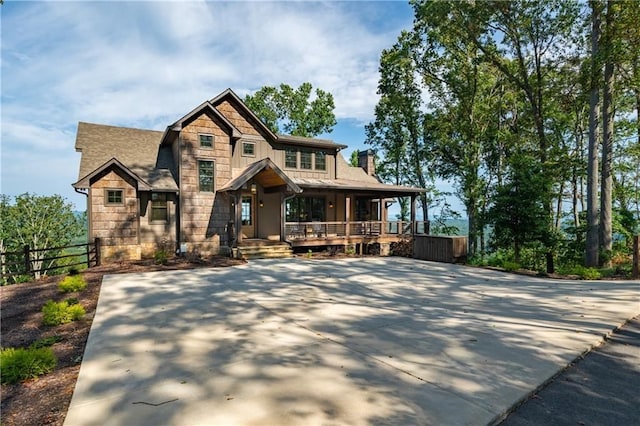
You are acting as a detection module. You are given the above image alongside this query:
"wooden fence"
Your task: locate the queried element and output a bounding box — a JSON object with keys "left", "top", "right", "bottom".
{"left": 1, "top": 238, "right": 101, "bottom": 283}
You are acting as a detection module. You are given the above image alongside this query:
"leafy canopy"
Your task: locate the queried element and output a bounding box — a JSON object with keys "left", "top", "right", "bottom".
{"left": 244, "top": 82, "right": 337, "bottom": 137}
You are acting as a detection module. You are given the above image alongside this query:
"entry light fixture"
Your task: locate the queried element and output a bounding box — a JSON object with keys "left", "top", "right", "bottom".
{"left": 251, "top": 183, "right": 257, "bottom": 194}
{"left": 329, "top": 201, "right": 334, "bottom": 208}
{"left": 259, "top": 200, "right": 264, "bottom": 208}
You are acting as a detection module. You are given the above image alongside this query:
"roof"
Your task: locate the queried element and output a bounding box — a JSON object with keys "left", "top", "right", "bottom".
{"left": 219, "top": 158, "right": 302, "bottom": 193}
{"left": 73, "top": 122, "right": 177, "bottom": 191}
{"left": 276, "top": 134, "right": 348, "bottom": 150}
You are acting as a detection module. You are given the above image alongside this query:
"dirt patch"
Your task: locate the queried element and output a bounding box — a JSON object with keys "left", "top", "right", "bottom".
{"left": 0, "top": 256, "right": 244, "bottom": 426}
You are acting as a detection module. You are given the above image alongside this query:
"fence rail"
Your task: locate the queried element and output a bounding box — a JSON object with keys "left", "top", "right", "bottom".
{"left": 284, "top": 220, "right": 429, "bottom": 241}
{"left": 1, "top": 238, "right": 101, "bottom": 283}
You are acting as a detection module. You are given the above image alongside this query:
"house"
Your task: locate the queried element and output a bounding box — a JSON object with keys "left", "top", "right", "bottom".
{"left": 72, "top": 89, "right": 427, "bottom": 260}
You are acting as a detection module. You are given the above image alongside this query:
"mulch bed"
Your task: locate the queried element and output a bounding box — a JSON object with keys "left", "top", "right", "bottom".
{"left": 0, "top": 256, "right": 244, "bottom": 426}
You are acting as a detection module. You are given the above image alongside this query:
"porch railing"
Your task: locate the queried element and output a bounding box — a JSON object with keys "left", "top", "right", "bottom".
{"left": 284, "top": 221, "right": 429, "bottom": 241}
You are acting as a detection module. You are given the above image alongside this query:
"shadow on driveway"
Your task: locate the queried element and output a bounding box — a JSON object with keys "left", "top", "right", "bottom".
{"left": 64, "top": 258, "right": 640, "bottom": 425}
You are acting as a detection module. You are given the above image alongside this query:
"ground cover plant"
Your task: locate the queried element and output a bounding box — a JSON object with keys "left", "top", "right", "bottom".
{"left": 1, "top": 347, "right": 57, "bottom": 384}
{"left": 41, "top": 300, "right": 86, "bottom": 326}
{"left": 57, "top": 274, "right": 87, "bottom": 293}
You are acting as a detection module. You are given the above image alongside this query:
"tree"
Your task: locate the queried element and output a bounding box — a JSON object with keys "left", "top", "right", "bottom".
{"left": 488, "top": 154, "right": 549, "bottom": 264}
{"left": 366, "top": 32, "right": 433, "bottom": 224}
{"left": 1, "top": 193, "right": 84, "bottom": 281}
{"left": 244, "top": 82, "right": 336, "bottom": 137}
{"left": 586, "top": 0, "right": 602, "bottom": 267}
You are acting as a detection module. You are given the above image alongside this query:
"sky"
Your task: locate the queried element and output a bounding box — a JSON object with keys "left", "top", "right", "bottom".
{"left": 1, "top": 0, "right": 462, "bottom": 215}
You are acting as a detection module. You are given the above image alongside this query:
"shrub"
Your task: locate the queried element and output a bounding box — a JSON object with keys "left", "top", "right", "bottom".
{"left": 502, "top": 261, "right": 521, "bottom": 272}
{"left": 1, "top": 347, "right": 57, "bottom": 384}
{"left": 579, "top": 267, "right": 601, "bottom": 280}
{"left": 58, "top": 274, "right": 87, "bottom": 293}
{"left": 154, "top": 250, "right": 169, "bottom": 265}
{"left": 42, "top": 300, "right": 86, "bottom": 326}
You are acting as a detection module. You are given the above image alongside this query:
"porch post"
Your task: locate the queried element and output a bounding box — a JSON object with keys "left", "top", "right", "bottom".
{"left": 345, "top": 195, "right": 351, "bottom": 238}
{"left": 380, "top": 197, "right": 386, "bottom": 235}
{"left": 280, "top": 192, "right": 286, "bottom": 242}
{"left": 235, "top": 190, "right": 243, "bottom": 245}
{"left": 410, "top": 194, "right": 416, "bottom": 237}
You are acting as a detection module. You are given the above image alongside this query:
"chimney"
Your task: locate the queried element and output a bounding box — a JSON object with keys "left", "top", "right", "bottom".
{"left": 358, "top": 150, "right": 376, "bottom": 176}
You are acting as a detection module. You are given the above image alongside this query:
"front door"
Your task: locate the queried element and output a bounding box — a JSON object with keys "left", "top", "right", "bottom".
{"left": 241, "top": 195, "right": 256, "bottom": 239}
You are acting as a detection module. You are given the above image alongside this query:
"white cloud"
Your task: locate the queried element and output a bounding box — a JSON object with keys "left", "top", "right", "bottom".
{"left": 1, "top": 1, "right": 414, "bottom": 207}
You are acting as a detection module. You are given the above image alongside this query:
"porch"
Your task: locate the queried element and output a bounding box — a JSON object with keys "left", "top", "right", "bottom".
{"left": 284, "top": 220, "right": 429, "bottom": 247}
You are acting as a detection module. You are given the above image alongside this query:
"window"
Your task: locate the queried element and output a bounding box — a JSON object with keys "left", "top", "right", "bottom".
{"left": 300, "top": 150, "right": 312, "bottom": 170}
{"left": 151, "top": 193, "right": 168, "bottom": 222}
{"left": 285, "top": 148, "right": 297, "bottom": 168}
{"left": 199, "top": 134, "right": 213, "bottom": 148}
{"left": 286, "top": 197, "right": 326, "bottom": 222}
{"left": 198, "top": 160, "right": 215, "bottom": 192}
{"left": 241, "top": 196, "right": 252, "bottom": 225}
{"left": 105, "top": 189, "right": 123, "bottom": 205}
{"left": 242, "top": 142, "right": 255, "bottom": 157}
{"left": 315, "top": 151, "right": 326, "bottom": 171}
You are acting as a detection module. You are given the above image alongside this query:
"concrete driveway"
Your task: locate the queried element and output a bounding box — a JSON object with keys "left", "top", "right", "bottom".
{"left": 65, "top": 258, "right": 640, "bottom": 426}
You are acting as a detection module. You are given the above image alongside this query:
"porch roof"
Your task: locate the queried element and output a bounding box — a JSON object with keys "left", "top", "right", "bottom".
{"left": 292, "top": 177, "right": 426, "bottom": 197}
{"left": 218, "top": 157, "right": 302, "bottom": 193}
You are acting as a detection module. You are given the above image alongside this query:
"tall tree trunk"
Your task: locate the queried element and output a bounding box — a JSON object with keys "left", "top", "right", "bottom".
{"left": 599, "top": 0, "right": 615, "bottom": 267}
{"left": 586, "top": 0, "right": 601, "bottom": 267}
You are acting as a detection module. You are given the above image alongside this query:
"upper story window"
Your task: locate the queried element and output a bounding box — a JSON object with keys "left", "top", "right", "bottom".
{"left": 198, "top": 160, "right": 215, "bottom": 192}
{"left": 150, "top": 193, "right": 168, "bottom": 222}
{"left": 242, "top": 142, "right": 255, "bottom": 157}
{"left": 300, "top": 150, "right": 312, "bottom": 170}
{"left": 315, "top": 151, "right": 326, "bottom": 171}
{"left": 285, "top": 148, "right": 298, "bottom": 168}
{"left": 199, "top": 134, "right": 214, "bottom": 148}
{"left": 105, "top": 189, "right": 123, "bottom": 205}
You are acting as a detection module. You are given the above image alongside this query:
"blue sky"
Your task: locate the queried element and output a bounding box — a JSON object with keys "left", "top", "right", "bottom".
{"left": 1, "top": 0, "right": 462, "bottom": 214}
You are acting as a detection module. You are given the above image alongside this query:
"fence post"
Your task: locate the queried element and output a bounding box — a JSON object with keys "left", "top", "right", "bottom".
{"left": 23, "top": 245, "right": 31, "bottom": 276}
{"left": 94, "top": 237, "right": 101, "bottom": 267}
{"left": 633, "top": 235, "right": 639, "bottom": 279}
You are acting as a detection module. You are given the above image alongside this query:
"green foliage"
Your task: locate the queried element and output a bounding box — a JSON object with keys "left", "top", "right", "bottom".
{"left": 57, "top": 275, "right": 87, "bottom": 293}
{"left": 41, "top": 300, "right": 85, "bottom": 326}
{"left": 1, "top": 347, "right": 57, "bottom": 384}
{"left": 1, "top": 193, "right": 85, "bottom": 281}
{"left": 154, "top": 250, "right": 169, "bottom": 265}
{"left": 502, "top": 261, "right": 521, "bottom": 272}
{"left": 558, "top": 265, "right": 602, "bottom": 280}
{"left": 244, "top": 82, "right": 336, "bottom": 137}
{"left": 30, "top": 335, "right": 63, "bottom": 349}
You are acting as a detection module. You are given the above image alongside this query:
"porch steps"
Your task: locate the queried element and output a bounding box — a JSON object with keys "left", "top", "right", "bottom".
{"left": 237, "top": 241, "right": 293, "bottom": 260}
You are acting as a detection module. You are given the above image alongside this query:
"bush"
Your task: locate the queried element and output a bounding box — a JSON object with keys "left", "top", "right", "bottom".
{"left": 502, "top": 261, "right": 521, "bottom": 272}
{"left": 1, "top": 347, "right": 57, "bottom": 384}
{"left": 154, "top": 250, "right": 169, "bottom": 265}
{"left": 58, "top": 274, "right": 87, "bottom": 293}
{"left": 42, "top": 300, "right": 85, "bottom": 326}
